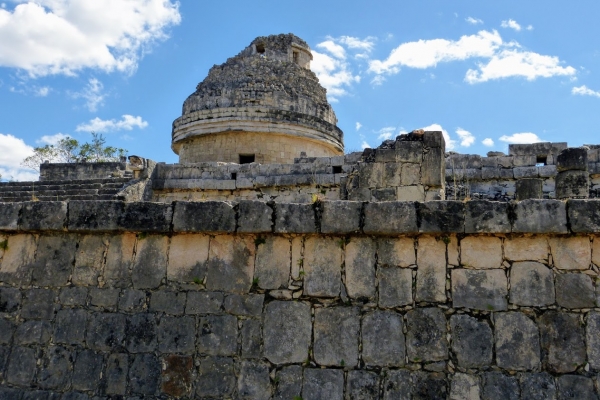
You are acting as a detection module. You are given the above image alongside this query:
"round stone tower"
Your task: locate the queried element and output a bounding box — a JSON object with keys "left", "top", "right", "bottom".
{"left": 172, "top": 33, "right": 344, "bottom": 164}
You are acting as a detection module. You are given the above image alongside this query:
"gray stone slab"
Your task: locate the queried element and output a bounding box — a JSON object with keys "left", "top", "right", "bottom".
{"left": 465, "top": 200, "right": 511, "bottom": 233}
{"left": 185, "top": 291, "right": 223, "bottom": 314}
{"left": 378, "top": 267, "right": 412, "bottom": 308}
{"left": 0, "top": 203, "right": 20, "bottom": 230}
{"left": 125, "top": 313, "right": 157, "bottom": 353}
{"left": 417, "top": 201, "right": 465, "bottom": 233}
{"left": 274, "top": 365, "right": 302, "bottom": 400}
{"left": 68, "top": 200, "right": 123, "bottom": 231}
{"left": 237, "top": 200, "right": 273, "bottom": 233}
{"left": 509, "top": 261, "right": 555, "bottom": 306}
{"left": 86, "top": 312, "right": 126, "bottom": 351}
{"left": 396, "top": 140, "right": 424, "bottom": 163}
{"left": 172, "top": 201, "right": 236, "bottom": 232}
{"left": 72, "top": 349, "right": 103, "bottom": 391}
{"left": 556, "top": 170, "right": 589, "bottom": 198}
{"left": 205, "top": 237, "right": 254, "bottom": 294}
{"left": 452, "top": 269, "right": 508, "bottom": 311}
{"left": 568, "top": 199, "right": 600, "bottom": 232}
{"left": 557, "top": 147, "right": 588, "bottom": 171}
{"left": 241, "top": 318, "right": 261, "bottom": 359}
{"left": 346, "top": 370, "right": 380, "bottom": 400}
{"left": 58, "top": 287, "right": 87, "bottom": 307}
{"left": 321, "top": 201, "right": 362, "bottom": 234}
{"left": 303, "top": 237, "right": 342, "bottom": 298}
{"left": 556, "top": 273, "right": 595, "bottom": 308}
{"left": 263, "top": 301, "right": 311, "bottom": 364}
{"left": 588, "top": 312, "right": 600, "bottom": 369}
{"left": 150, "top": 291, "right": 186, "bottom": 315}
{"left": 196, "top": 357, "right": 236, "bottom": 398}
{"left": 132, "top": 235, "right": 167, "bottom": 289}
{"left": 313, "top": 307, "right": 359, "bottom": 367}
{"left": 303, "top": 368, "right": 344, "bottom": 400}
{"left": 512, "top": 199, "right": 568, "bottom": 233}
{"left": 37, "top": 346, "right": 72, "bottom": 390}
{"left": 383, "top": 369, "right": 411, "bottom": 400}
{"left": 89, "top": 288, "right": 120, "bottom": 309}
{"left": 516, "top": 178, "right": 543, "bottom": 200}
{"left": 450, "top": 314, "right": 493, "bottom": 368}
{"left": 118, "top": 289, "right": 146, "bottom": 312}
{"left": 129, "top": 353, "right": 160, "bottom": 395}
{"left": 274, "top": 203, "right": 316, "bottom": 233}
{"left": 31, "top": 235, "right": 77, "bottom": 287}
{"left": 237, "top": 361, "right": 271, "bottom": 400}
{"left": 494, "top": 312, "right": 540, "bottom": 370}
{"left": 482, "top": 372, "right": 519, "bottom": 400}
{"left": 362, "top": 310, "right": 405, "bottom": 367}
{"left": 363, "top": 202, "right": 418, "bottom": 234}
{"left": 105, "top": 353, "right": 128, "bottom": 395}
{"left": 422, "top": 147, "right": 445, "bottom": 186}
{"left": 14, "top": 320, "right": 51, "bottom": 345}
{"left": 412, "top": 371, "right": 448, "bottom": 400}
{"left": 449, "top": 373, "right": 480, "bottom": 400}
{"left": 520, "top": 373, "right": 556, "bottom": 400}
{"left": 118, "top": 202, "right": 172, "bottom": 232}
{"left": 406, "top": 307, "right": 448, "bottom": 362}
{"left": 20, "top": 201, "right": 67, "bottom": 230}
{"left": 158, "top": 315, "right": 195, "bottom": 354}
{"left": 54, "top": 309, "right": 89, "bottom": 345}
{"left": 514, "top": 166, "right": 539, "bottom": 178}
{"left": 6, "top": 346, "right": 37, "bottom": 387}
{"left": 345, "top": 238, "right": 376, "bottom": 299}
{"left": 197, "top": 315, "right": 238, "bottom": 356}
{"left": 224, "top": 294, "right": 264, "bottom": 316}
{"left": 0, "top": 318, "right": 14, "bottom": 344}
{"left": 21, "top": 289, "right": 56, "bottom": 320}
{"left": 0, "top": 287, "right": 21, "bottom": 314}
{"left": 539, "top": 311, "right": 586, "bottom": 373}
{"left": 558, "top": 375, "right": 598, "bottom": 400}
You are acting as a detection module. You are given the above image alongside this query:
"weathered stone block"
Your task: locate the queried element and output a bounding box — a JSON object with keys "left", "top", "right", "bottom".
{"left": 274, "top": 203, "right": 316, "bottom": 233}
{"left": 557, "top": 147, "right": 588, "bottom": 171}
{"left": 549, "top": 236, "right": 591, "bottom": 270}
{"left": 363, "top": 202, "right": 418, "bottom": 234}
{"left": 255, "top": 236, "right": 290, "bottom": 290}
{"left": 132, "top": 235, "right": 168, "bottom": 289}
{"left": 263, "top": 301, "right": 311, "bottom": 364}
{"left": 509, "top": 261, "right": 555, "bottom": 306}
{"left": 237, "top": 361, "right": 271, "bottom": 400}
{"left": 158, "top": 315, "right": 195, "bottom": 354}
{"left": 223, "top": 293, "right": 264, "bottom": 316}
{"left": 303, "top": 237, "right": 342, "bottom": 297}
{"left": 104, "top": 233, "right": 135, "bottom": 288}
{"left": 118, "top": 289, "right": 146, "bottom": 312}
{"left": 482, "top": 372, "right": 519, "bottom": 400}
{"left": 450, "top": 314, "right": 493, "bottom": 368}
{"left": 313, "top": 307, "right": 359, "bottom": 367}
{"left": 31, "top": 235, "right": 77, "bottom": 287}
{"left": 396, "top": 185, "right": 425, "bottom": 201}
{"left": 68, "top": 200, "right": 123, "bottom": 231}
{"left": 241, "top": 318, "right": 261, "bottom": 359}
{"left": 505, "top": 236, "right": 549, "bottom": 262}
{"left": 125, "top": 313, "right": 157, "bottom": 353}
{"left": 196, "top": 357, "right": 235, "bottom": 398}
{"left": 274, "top": 365, "right": 302, "bottom": 400}
{"left": 345, "top": 238, "right": 376, "bottom": 299}
{"left": 14, "top": 320, "right": 51, "bottom": 345}
{"left": 303, "top": 368, "right": 344, "bottom": 400}
{"left": 129, "top": 353, "right": 160, "bottom": 395}
{"left": 320, "top": 201, "right": 362, "bottom": 234}
{"left": 72, "top": 349, "right": 103, "bottom": 391}
{"left": 21, "top": 289, "right": 56, "bottom": 320}
{"left": 161, "top": 355, "right": 193, "bottom": 398}
{"left": 197, "top": 315, "right": 238, "bottom": 356}
{"left": 422, "top": 147, "right": 445, "bottom": 186}
{"left": 372, "top": 187, "right": 397, "bottom": 201}
{"left": 512, "top": 199, "right": 568, "bottom": 233}
{"left": 520, "top": 373, "right": 556, "bottom": 400}
{"left": 237, "top": 200, "right": 272, "bottom": 233}
{"left": 359, "top": 162, "right": 384, "bottom": 188}
{"left": 587, "top": 312, "right": 600, "bottom": 370}
{"left": 206, "top": 235, "right": 254, "bottom": 293}
{"left": 512, "top": 155, "right": 537, "bottom": 167}
{"left": 37, "top": 346, "right": 72, "bottom": 390}
{"left": 383, "top": 369, "right": 411, "bottom": 400}
{"left": 401, "top": 163, "right": 421, "bottom": 185}
{"left": 378, "top": 266, "right": 412, "bottom": 307}
{"left": 569, "top": 200, "right": 600, "bottom": 232}
{"left": 89, "top": 287, "right": 120, "bottom": 309}
{"left": 86, "top": 313, "right": 126, "bottom": 351}
{"left": 513, "top": 166, "right": 539, "bottom": 178}
{"left": 396, "top": 140, "right": 423, "bottom": 163}
{"left": 0, "top": 287, "right": 21, "bottom": 314}
{"left": 20, "top": 201, "right": 67, "bottom": 230}
{"left": 377, "top": 237, "right": 415, "bottom": 267}
{"left": 362, "top": 310, "right": 405, "bottom": 367}
{"left": 72, "top": 235, "right": 106, "bottom": 286}
{"left": 416, "top": 236, "right": 447, "bottom": 303}
{"left": 346, "top": 370, "right": 380, "bottom": 400}
{"left": 150, "top": 291, "right": 186, "bottom": 315}
{"left": 105, "top": 353, "right": 128, "bottom": 395}
{"left": 539, "top": 311, "right": 586, "bottom": 373}
{"left": 185, "top": 291, "right": 223, "bottom": 314}
{"left": 494, "top": 312, "right": 540, "bottom": 370}
{"left": 461, "top": 236, "right": 502, "bottom": 269}
{"left": 172, "top": 201, "right": 236, "bottom": 232}
{"left": 412, "top": 371, "right": 448, "bottom": 400}
{"left": 0, "top": 203, "right": 20, "bottom": 230}
{"left": 452, "top": 269, "right": 508, "bottom": 311}
{"left": 464, "top": 200, "right": 511, "bottom": 233}
{"left": 6, "top": 346, "right": 37, "bottom": 387}
{"left": 516, "top": 178, "right": 543, "bottom": 200}
{"left": 556, "top": 170, "right": 589, "bottom": 198}
{"left": 384, "top": 162, "right": 402, "bottom": 186}
{"left": 449, "top": 373, "right": 480, "bottom": 400}
{"left": 418, "top": 201, "right": 464, "bottom": 233}
{"left": 0, "top": 318, "right": 14, "bottom": 344}
{"left": 406, "top": 307, "right": 448, "bottom": 362}
{"left": 557, "top": 375, "right": 597, "bottom": 400}
{"left": 167, "top": 234, "right": 209, "bottom": 283}
{"left": 54, "top": 309, "right": 89, "bottom": 345}
{"left": 556, "top": 273, "right": 595, "bottom": 308}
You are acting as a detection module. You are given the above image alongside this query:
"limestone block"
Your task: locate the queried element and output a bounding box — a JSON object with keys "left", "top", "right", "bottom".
{"left": 195, "top": 357, "right": 235, "bottom": 398}
{"left": 345, "top": 238, "right": 376, "bottom": 299}
{"left": 103, "top": 233, "right": 136, "bottom": 288}
{"left": 520, "top": 373, "right": 556, "bottom": 400}
{"left": 509, "top": 262, "right": 555, "bottom": 306}
{"left": 255, "top": 237, "right": 290, "bottom": 290}
{"left": 538, "top": 311, "right": 586, "bottom": 373}
{"left": 303, "top": 237, "right": 342, "bottom": 297}
{"left": 359, "top": 162, "right": 384, "bottom": 188}
{"left": 450, "top": 314, "right": 493, "bottom": 368}
{"left": 346, "top": 370, "right": 380, "bottom": 399}
{"left": 263, "top": 301, "right": 311, "bottom": 364}
{"left": 87, "top": 313, "right": 126, "bottom": 351}
{"left": 594, "top": 237, "right": 600, "bottom": 267}
{"left": 549, "top": 236, "right": 591, "bottom": 270}
{"left": 362, "top": 310, "right": 405, "bottom": 367}
{"left": 512, "top": 200, "right": 568, "bottom": 233}
{"left": 20, "top": 201, "right": 67, "bottom": 230}
{"left": 556, "top": 170, "right": 589, "bottom": 198}
{"left": 90, "top": 288, "right": 120, "bottom": 309}
{"left": 5, "top": 346, "right": 36, "bottom": 387}
{"left": 73, "top": 235, "right": 107, "bottom": 286}
{"left": 21, "top": 289, "right": 56, "bottom": 320}
{"left": 129, "top": 353, "right": 160, "bottom": 395}
{"left": 69, "top": 200, "right": 124, "bottom": 230}
{"left": 586, "top": 312, "right": 600, "bottom": 369}
{"left": 384, "top": 162, "right": 402, "bottom": 186}
{"left": 274, "top": 203, "right": 316, "bottom": 233}
{"left": 396, "top": 185, "right": 425, "bottom": 201}
{"left": 504, "top": 236, "right": 548, "bottom": 262}
{"left": 0, "top": 203, "right": 20, "bottom": 230}
{"left": 371, "top": 187, "right": 396, "bottom": 201}
{"left": 274, "top": 365, "right": 302, "bottom": 400}
{"left": 557, "top": 147, "right": 588, "bottom": 171}
{"left": 185, "top": 291, "right": 223, "bottom": 315}
{"left": 452, "top": 269, "right": 508, "bottom": 311}
{"left": 197, "top": 315, "right": 238, "bottom": 356}
{"left": 383, "top": 369, "right": 411, "bottom": 399}
{"left": 513, "top": 166, "right": 539, "bottom": 179}
{"left": 568, "top": 199, "right": 600, "bottom": 232}
{"left": 125, "top": 314, "right": 157, "bottom": 353}
{"left": 465, "top": 200, "right": 511, "bottom": 233}
{"left": 0, "top": 287, "right": 20, "bottom": 314}
{"left": 0, "top": 234, "right": 36, "bottom": 286}
{"left": 348, "top": 187, "right": 371, "bottom": 201}
{"left": 377, "top": 238, "right": 415, "bottom": 267}
{"left": 422, "top": 147, "right": 445, "bottom": 186}
{"left": 449, "top": 373, "right": 480, "bottom": 400}
{"left": 172, "top": 201, "right": 236, "bottom": 232}
{"left": 494, "top": 312, "right": 541, "bottom": 370}
{"left": 555, "top": 273, "right": 595, "bottom": 308}
{"left": 223, "top": 294, "right": 264, "bottom": 317}
{"left": 461, "top": 236, "right": 502, "bottom": 269}
{"left": 237, "top": 361, "right": 271, "bottom": 400}
{"left": 416, "top": 236, "right": 447, "bottom": 302}
{"left": 378, "top": 267, "right": 413, "bottom": 307}
{"left": 482, "top": 167, "right": 501, "bottom": 179}
{"left": 406, "top": 307, "right": 448, "bottom": 362}
{"left": 557, "top": 375, "right": 597, "bottom": 400}
{"left": 291, "top": 236, "right": 303, "bottom": 280}
{"left": 206, "top": 235, "right": 254, "bottom": 293}
{"left": 401, "top": 163, "right": 421, "bottom": 185}
{"left": 105, "top": 353, "right": 128, "bottom": 395}
{"left": 516, "top": 178, "right": 543, "bottom": 200}
{"left": 417, "top": 201, "right": 465, "bottom": 233}
{"left": 395, "top": 140, "right": 423, "bottom": 163}
{"left": 132, "top": 235, "right": 168, "bottom": 289}
{"left": 363, "top": 202, "right": 418, "bottom": 234}
{"left": 157, "top": 316, "right": 195, "bottom": 354}
{"left": 237, "top": 200, "right": 272, "bottom": 233}
{"left": 167, "top": 234, "right": 209, "bottom": 283}
{"left": 482, "top": 372, "right": 519, "bottom": 400}
{"left": 32, "top": 235, "right": 77, "bottom": 287}
{"left": 321, "top": 201, "right": 361, "bottom": 234}
{"left": 313, "top": 307, "right": 360, "bottom": 367}
{"left": 538, "top": 164, "right": 557, "bottom": 177}
{"left": 447, "top": 235, "right": 459, "bottom": 266}
{"left": 72, "top": 349, "right": 103, "bottom": 392}
{"left": 303, "top": 369, "right": 344, "bottom": 400}
{"left": 16, "top": 320, "right": 50, "bottom": 345}
{"left": 150, "top": 291, "right": 186, "bottom": 315}
{"left": 120, "top": 202, "right": 173, "bottom": 232}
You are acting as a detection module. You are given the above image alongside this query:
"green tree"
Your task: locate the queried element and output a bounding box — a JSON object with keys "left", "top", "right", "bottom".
{"left": 22, "top": 132, "right": 127, "bottom": 171}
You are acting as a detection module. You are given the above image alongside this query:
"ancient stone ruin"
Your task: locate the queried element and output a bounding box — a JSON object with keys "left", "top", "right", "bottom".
{"left": 1, "top": 33, "right": 600, "bottom": 399}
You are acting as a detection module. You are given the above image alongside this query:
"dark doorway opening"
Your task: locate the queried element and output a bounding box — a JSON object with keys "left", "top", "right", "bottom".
{"left": 239, "top": 154, "right": 255, "bottom": 164}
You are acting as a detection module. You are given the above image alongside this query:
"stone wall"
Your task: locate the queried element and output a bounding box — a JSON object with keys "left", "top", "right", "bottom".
{"left": 40, "top": 162, "right": 128, "bottom": 181}
{"left": 1, "top": 199, "right": 600, "bottom": 398}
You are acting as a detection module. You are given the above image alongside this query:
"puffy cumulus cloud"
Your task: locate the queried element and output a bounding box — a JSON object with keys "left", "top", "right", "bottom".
{"left": 35, "top": 86, "right": 49, "bottom": 97}
{"left": 501, "top": 19, "right": 522, "bottom": 31}
{"left": 0, "top": 0, "right": 181, "bottom": 77}
{"left": 456, "top": 128, "right": 475, "bottom": 147}
{"left": 499, "top": 132, "right": 545, "bottom": 144}
{"left": 76, "top": 114, "right": 148, "bottom": 133}
{"left": 0, "top": 133, "right": 37, "bottom": 181}
{"left": 572, "top": 85, "right": 600, "bottom": 98}
{"left": 377, "top": 126, "right": 396, "bottom": 141}
{"left": 466, "top": 17, "right": 483, "bottom": 25}
{"left": 465, "top": 50, "right": 576, "bottom": 83}
{"left": 482, "top": 138, "right": 495, "bottom": 147}
{"left": 361, "top": 140, "right": 371, "bottom": 149}
{"left": 70, "top": 78, "right": 105, "bottom": 111}
{"left": 421, "top": 123, "right": 456, "bottom": 150}
{"left": 316, "top": 40, "right": 346, "bottom": 60}
{"left": 37, "top": 132, "right": 70, "bottom": 145}
{"left": 355, "top": 122, "right": 362, "bottom": 131}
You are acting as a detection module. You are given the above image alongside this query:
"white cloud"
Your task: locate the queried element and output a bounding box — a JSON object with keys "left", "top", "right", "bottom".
{"left": 482, "top": 138, "right": 494, "bottom": 147}
{"left": 70, "top": 78, "right": 105, "bottom": 111}
{"left": 0, "top": 133, "right": 37, "bottom": 181}
{"left": 339, "top": 36, "right": 376, "bottom": 52}
{"left": 456, "top": 128, "right": 475, "bottom": 147}
{"left": 76, "top": 114, "right": 148, "bottom": 133}
{"left": 311, "top": 50, "right": 360, "bottom": 102}
{"left": 0, "top": 0, "right": 181, "bottom": 77}
{"left": 572, "top": 85, "right": 600, "bottom": 98}
{"left": 465, "top": 49, "right": 576, "bottom": 83}
{"left": 466, "top": 17, "right": 483, "bottom": 25}
{"left": 361, "top": 141, "right": 371, "bottom": 149}
{"left": 526, "top": 25, "right": 534, "bottom": 31}
{"left": 37, "top": 133, "right": 70, "bottom": 145}
{"left": 501, "top": 19, "right": 522, "bottom": 31}
{"left": 316, "top": 40, "right": 346, "bottom": 59}
{"left": 499, "top": 132, "right": 545, "bottom": 144}
{"left": 422, "top": 123, "right": 456, "bottom": 150}
{"left": 377, "top": 126, "right": 396, "bottom": 141}
{"left": 355, "top": 122, "right": 362, "bottom": 131}
{"left": 35, "top": 86, "right": 49, "bottom": 97}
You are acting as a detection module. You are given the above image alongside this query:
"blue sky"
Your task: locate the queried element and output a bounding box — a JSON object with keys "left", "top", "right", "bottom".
{"left": 1, "top": 1, "right": 599, "bottom": 181}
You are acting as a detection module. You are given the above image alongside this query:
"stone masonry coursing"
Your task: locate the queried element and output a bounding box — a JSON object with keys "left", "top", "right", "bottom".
{"left": 1, "top": 199, "right": 600, "bottom": 398}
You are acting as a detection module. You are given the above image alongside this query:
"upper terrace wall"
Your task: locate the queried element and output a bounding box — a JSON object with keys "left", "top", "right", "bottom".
{"left": 1, "top": 199, "right": 600, "bottom": 398}
{"left": 40, "top": 162, "right": 128, "bottom": 181}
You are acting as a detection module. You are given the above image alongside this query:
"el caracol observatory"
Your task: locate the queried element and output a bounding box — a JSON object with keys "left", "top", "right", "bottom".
{"left": 171, "top": 33, "right": 344, "bottom": 164}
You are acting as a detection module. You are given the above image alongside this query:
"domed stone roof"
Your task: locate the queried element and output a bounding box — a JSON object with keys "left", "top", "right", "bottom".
{"left": 171, "top": 33, "right": 344, "bottom": 164}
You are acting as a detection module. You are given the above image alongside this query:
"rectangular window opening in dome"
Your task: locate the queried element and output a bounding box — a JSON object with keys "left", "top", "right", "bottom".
{"left": 239, "top": 154, "right": 255, "bottom": 164}
{"left": 293, "top": 51, "right": 299, "bottom": 64}
{"left": 256, "top": 43, "right": 265, "bottom": 54}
